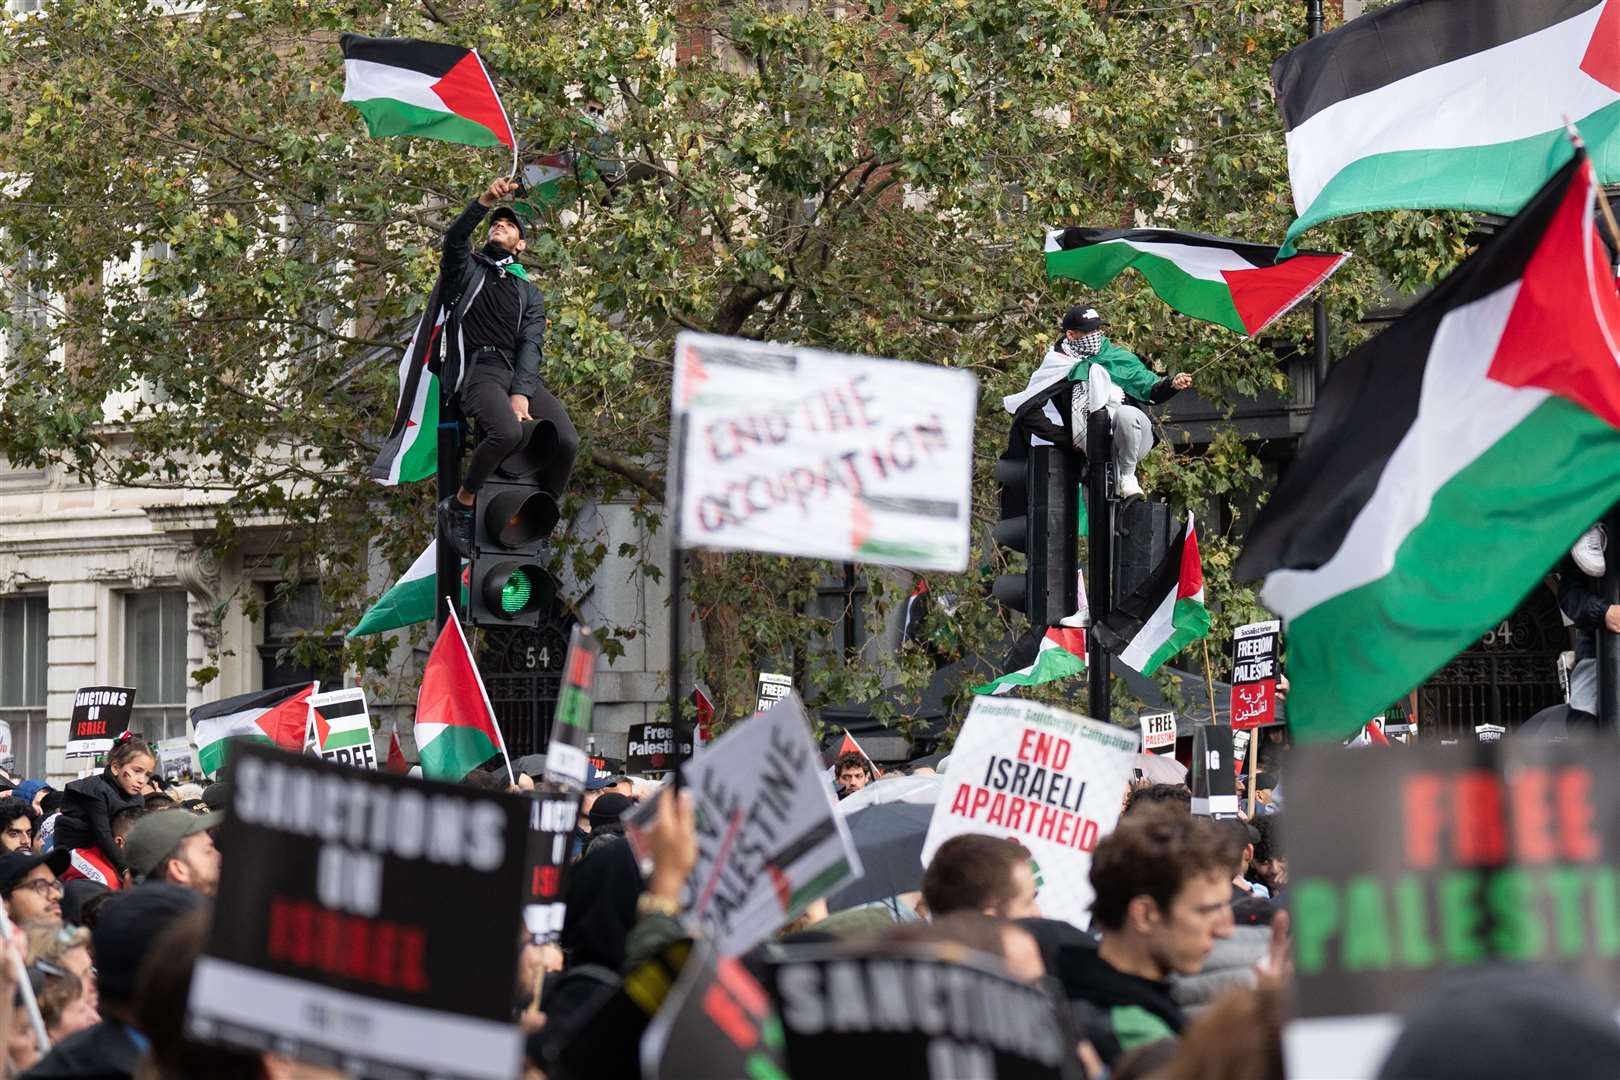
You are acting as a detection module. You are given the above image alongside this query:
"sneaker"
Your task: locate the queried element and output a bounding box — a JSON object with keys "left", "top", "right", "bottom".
{"left": 1573, "top": 523, "right": 1608, "bottom": 577}
{"left": 437, "top": 496, "right": 475, "bottom": 558}
{"left": 1117, "top": 473, "right": 1144, "bottom": 504}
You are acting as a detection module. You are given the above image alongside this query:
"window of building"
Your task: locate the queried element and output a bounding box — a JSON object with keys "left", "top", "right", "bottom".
{"left": 124, "top": 590, "right": 189, "bottom": 742}
{"left": 259, "top": 583, "right": 341, "bottom": 690}
{"left": 0, "top": 595, "right": 47, "bottom": 778}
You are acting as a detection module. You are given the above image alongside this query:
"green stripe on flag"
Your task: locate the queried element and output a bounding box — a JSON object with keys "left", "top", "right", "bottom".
{"left": 398, "top": 370, "right": 440, "bottom": 483}
{"left": 418, "top": 724, "right": 500, "bottom": 782}
{"left": 1046, "top": 245, "right": 1246, "bottom": 334}
{"left": 197, "top": 734, "right": 269, "bottom": 779}
{"left": 347, "top": 98, "right": 508, "bottom": 148}
{"left": 1136, "top": 597, "right": 1211, "bottom": 677}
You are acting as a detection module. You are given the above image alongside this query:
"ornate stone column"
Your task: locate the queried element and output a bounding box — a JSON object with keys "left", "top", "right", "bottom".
{"left": 175, "top": 547, "right": 223, "bottom": 714}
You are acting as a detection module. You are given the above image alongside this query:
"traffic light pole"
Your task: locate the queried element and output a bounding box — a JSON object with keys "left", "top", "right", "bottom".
{"left": 1600, "top": 501, "right": 1620, "bottom": 731}
{"left": 435, "top": 389, "right": 464, "bottom": 631}
{"left": 1086, "top": 410, "right": 1113, "bottom": 723}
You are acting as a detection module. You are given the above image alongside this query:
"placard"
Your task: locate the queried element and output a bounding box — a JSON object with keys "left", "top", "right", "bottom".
{"left": 640, "top": 943, "right": 786, "bottom": 1080}
{"left": 625, "top": 693, "right": 862, "bottom": 956}
{"left": 522, "top": 789, "right": 579, "bottom": 941}
{"left": 1139, "top": 711, "right": 1177, "bottom": 754}
{"left": 185, "top": 745, "right": 529, "bottom": 1080}
{"left": 921, "top": 696, "right": 1137, "bottom": 928}
{"left": 754, "top": 672, "right": 792, "bottom": 715}
{"left": 308, "top": 688, "right": 376, "bottom": 770}
{"left": 671, "top": 331, "right": 979, "bottom": 571}
{"left": 1474, "top": 722, "right": 1506, "bottom": 743}
{"left": 1229, "top": 620, "right": 1280, "bottom": 731}
{"left": 543, "top": 626, "right": 599, "bottom": 791}
{"left": 626, "top": 723, "right": 691, "bottom": 775}
{"left": 1190, "top": 724, "right": 1238, "bottom": 818}
{"left": 67, "top": 686, "right": 136, "bottom": 758}
{"left": 156, "top": 736, "right": 195, "bottom": 781}
{"left": 765, "top": 941, "right": 1078, "bottom": 1079}
{"left": 1284, "top": 738, "right": 1620, "bottom": 1078}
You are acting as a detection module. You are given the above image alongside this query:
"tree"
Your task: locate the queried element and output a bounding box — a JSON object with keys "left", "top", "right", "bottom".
{"left": 0, "top": 0, "right": 1469, "bottom": 728}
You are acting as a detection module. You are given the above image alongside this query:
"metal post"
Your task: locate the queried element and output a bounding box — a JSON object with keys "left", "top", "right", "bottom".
{"left": 1600, "top": 503, "right": 1620, "bottom": 730}
{"left": 1086, "top": 411, "right": 1113, "bottom": 723}
{"left": 668, "top": 415, "right": 692, "bottom": 773}
{"left": 435, "top": 392, "right": 464, "bottom": 631}
{"left": 1305, "top": 0, "right": 1323, "bottom": 38}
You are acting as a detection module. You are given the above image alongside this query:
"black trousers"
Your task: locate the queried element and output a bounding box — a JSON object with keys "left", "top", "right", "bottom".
{"left": 459, "top": 359, "right": 578, "bottom": 497}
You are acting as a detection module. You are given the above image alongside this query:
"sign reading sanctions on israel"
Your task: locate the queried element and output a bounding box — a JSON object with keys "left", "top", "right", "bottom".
{"left": 1284, "top": 738, "right": 1620, "bottom": 1080}
{"left": 185, "top": 744, "right": 529, "bottom": 1080}
{"left": 922, "top": 697, "right": 1137, "bottom": 929}
{"left": 670, "top": 332, "right": 979, "bottom": 571}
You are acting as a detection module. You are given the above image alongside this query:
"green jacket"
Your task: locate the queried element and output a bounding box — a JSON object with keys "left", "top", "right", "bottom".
{"left": 1064, "top": 337, "right": 1164, "bottom": 405}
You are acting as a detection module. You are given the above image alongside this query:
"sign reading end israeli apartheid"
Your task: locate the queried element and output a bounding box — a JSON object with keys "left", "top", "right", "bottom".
{"left": 922, "top": 697, "right": 1138, "bottom": 929}
{"left": 1229, "top": 619, "right": 1280, "bottom": 731}
{"left": 670, "top": 332, "right": 979, "bottom": 571}
{"left": 765, "top": 941, "right": 1078, "bottom": 1079}
{"left": 626, "top": 693, "right": 863, "bottom": 956}
{"left": 1284, "top": 739, "right": 1620, "bottom": 1079}
{"left": 67, "top": 686, "right": 136, "bottom": 758}
{"left": 185, "top": 744, "right": 529, "bottom": 1080}
{"left": 308, "top": 687, "right": 376, "bottom": 770}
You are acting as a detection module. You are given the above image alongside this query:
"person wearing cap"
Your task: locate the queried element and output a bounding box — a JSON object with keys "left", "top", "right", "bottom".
{"left": 569, "top": 765, "right": 617, "bottom": 862}
{"left": 0, "top": 850, "right": 71, "bottom": 926}
{"left": 1056, "top": 304, "right": 1193, "bottom": 502}
{"left": 435, "top": 175, "right": 578, "bottom": 558}
{"left": 122, "top": 811, "right": 220, "bottom": 896}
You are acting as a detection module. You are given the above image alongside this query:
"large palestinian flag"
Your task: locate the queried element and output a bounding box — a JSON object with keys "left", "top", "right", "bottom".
{"left": 972, "top": 626, "right": 1087, "bottom": 696}
{"left": 415, "top": 610, "right": 512, "bottom": 782}
{"left": 1094, "top": 514, "right": 1209, "bottom": 676}
{"left": 340, "top": 35, "right": 516, "bottom": 151}
{"left": 1273, "top": 0, "right": 1620, "bottom": 248}
{"left": 1045, "top": 228, "right": 1348, "bottom": 336}
{"left": 1234, "top": 150, "right": 1620, "bottom": 742}
{"left": 348, "top": 540, "right": 469, "bottom": 637}
{"left": 191, "top": 683, "right": 317, "bottom": 778}
{"left": 369, "top": 275, "right": 445, "bottom": 485}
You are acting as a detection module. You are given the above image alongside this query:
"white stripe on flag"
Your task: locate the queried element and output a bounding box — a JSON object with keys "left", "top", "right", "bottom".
{"left": 1077, "top": 237, "right": 1257, "bottom": 280}
{"left": 1285, "top": 8, "right": 1614, "bottom": 212}
{"left": 340, "top": 58, "right": 449, "bottom": 113}
{"left": 1118, "top": 582, "right": 1181, "bottom": 672}
{"left": 1262, "top": 281, "right": 1545, "bottom": 619}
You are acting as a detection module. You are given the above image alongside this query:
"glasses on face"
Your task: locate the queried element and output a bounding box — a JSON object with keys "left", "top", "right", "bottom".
{"left": 13, "top": 878, "right": 62, "bottom": 899}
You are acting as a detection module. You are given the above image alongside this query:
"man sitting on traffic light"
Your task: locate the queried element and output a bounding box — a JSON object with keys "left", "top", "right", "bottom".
{"left": 436, "top": 176, "right": 579, "bottom": 556}
{"left": 1055, "top": 305, "right": 1192, "bottom": 502}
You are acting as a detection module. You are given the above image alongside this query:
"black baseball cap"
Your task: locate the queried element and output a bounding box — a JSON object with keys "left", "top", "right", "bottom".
{"left": 0, "top": 849, "right": 70, "bottom": 896}
{"left": 1062, "top": 305, "right": 1104, "bottom": 332}
{"left": 489, "top": 205, "right": 526, "bottom": 239}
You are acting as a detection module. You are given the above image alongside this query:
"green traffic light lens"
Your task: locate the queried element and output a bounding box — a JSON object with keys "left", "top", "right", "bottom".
{"left": 500, "top": 569, "right": 534, "bottom": 614}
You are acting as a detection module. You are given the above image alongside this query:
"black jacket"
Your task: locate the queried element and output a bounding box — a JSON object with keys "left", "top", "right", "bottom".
{"left": 54, "top": 772, "right": 144, "bottom": 874}
{"left": 441, "top": 198, "right": 546, "bottom": 400}
{"left": 19, "top": 1021, "right": 140, "bottom": 1080}
{"left": 1053, "top": 942, "right": 1187, "bottom": 1066}
{"left": 1557, "top": 555, "right": 1606, "bottom": 665}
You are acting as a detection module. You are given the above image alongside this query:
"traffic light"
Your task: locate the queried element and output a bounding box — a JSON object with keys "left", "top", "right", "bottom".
{"left": 991, "top": 443, "right": 1077, "bottom": 626}
{"left": 468, "top": 419, "right": 563, "bottom": 628}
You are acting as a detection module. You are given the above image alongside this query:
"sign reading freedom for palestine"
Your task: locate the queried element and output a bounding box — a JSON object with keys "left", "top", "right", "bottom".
{"left": 670, "top": 332, "right": 979, "bottom": 572}
{"left": 1284, "top": 739, "right": 1620, "bottom": 1079}
{"left": 186, "top": 745, "right": 529, "bottom": 1080}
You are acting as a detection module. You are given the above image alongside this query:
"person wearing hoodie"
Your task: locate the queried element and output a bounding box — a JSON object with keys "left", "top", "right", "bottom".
{"left": 52, "top": 739, "right": 155, "bottom": 888}
{"left": 1053, "top": 805, "right": 1232, "bottom": 1065}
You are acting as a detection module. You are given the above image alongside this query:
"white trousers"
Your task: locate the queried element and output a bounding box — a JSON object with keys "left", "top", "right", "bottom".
{"left": 1113, "top": 404, "right": 1153, "bottom": 480}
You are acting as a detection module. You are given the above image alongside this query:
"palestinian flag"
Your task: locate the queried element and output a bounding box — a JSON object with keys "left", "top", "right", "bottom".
{"left": 1234, "top": 150, "right": 1620, "bottom": 743}
{"left": 384, "top": 728, "right": 409, "bottom": 775}
{"left": 1095, "top": 514, "right": 1209, "bottom": 676}
{"left": 1273, "top": 0, "right": 1620, "bottom": 248}
{"left": 368, "top": 274, "right": 445, "bottom": 485}
{"left": 347, "top": 540, "right": 467, "bottom": 638}
{"left": 340, "top": 34, "right": 515, "bottom": 151}
{"left": 191, "top": 683, "right": 317, "bottom": 778}
{"left": 973, "top": 626, "right": 1088, "bottom": 695}
{"left": 415, "top": 609, "right": 513, "bottom": 782}
{"left": 832, "top": 729, "right": 883, "bottom": 778}
{"left": 1045, "top": 228, "right": 1348, "bottom": 336}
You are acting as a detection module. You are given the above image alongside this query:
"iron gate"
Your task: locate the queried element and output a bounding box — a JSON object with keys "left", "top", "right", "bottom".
{"left": 477, "top": 618, "right": 574, "bottom": 758}
{"left": 1417, "top": 583, "right": 1566, "bottom": 738}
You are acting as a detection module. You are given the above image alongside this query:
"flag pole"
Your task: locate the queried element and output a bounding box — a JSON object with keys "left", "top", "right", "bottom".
{"left": 1246, "top": 729, "right": 1258, "bottom": 816}
{"left": 1199, "top": 635, "right": 1221, "bottom": 726}
{"left": 668, "top": 415, "right": 690, "bottom": 778}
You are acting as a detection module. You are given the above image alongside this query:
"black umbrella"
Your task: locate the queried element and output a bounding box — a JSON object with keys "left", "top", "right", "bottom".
{"left": 827, "top": 801, "right": 934, "bottom": 911}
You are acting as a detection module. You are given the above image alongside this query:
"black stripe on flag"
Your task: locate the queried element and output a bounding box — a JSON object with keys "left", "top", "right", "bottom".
{"left": 189, "top": 683, "right": 308, "bottom": 724}
{"left": 314, "top": 698, "right": 367, "bottom": 721}
{"left": 339, "top": 34, "right": 472, "bottom": 78}
{"left": 1234, "top": 153, "right": 1587, "bottom": 582}
{"left": 1094, "top": 516, "right": 1193, "bottom": 654}
{"left": 1273, "top": 0, "right": 1602, "bottom": 131}
{"left": 1052, "top": 227, "right": 1278, "bottom": 268}
{"left": 1000, "top": 628, "right": 1043, "bottom": 675}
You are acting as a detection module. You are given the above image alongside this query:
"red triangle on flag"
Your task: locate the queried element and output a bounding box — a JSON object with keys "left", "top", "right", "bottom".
{"left": 429, "top": 52, "right": 515, "bottom": 149}
{"left": 385, "top": 729, "right": 408, "bottom": 775}
{"left": 256, "top": 683, "right": 315, "bottom": 751}
{"left": 416, "top": 611, "right": 511, "bottom": 781}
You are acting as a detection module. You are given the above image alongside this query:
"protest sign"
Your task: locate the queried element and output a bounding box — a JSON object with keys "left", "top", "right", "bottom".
{"left": 522, "top": 788, "right": 579, "bottom": 940}
{"left": 640, "top": 942, "right": 787, "bottom": 1080}
{"left": 625, "top": 693, "right": 863, "bottom": 956}
{"left": 921, "top": 696, "right": 1137, "bottom": 928}
{"left": 765, "top": 941, "right": 1079, "bottom": 1079}
{"left": 544, "top": 626, "right": 599, "bottom": 791}
{"left": 66, "top": 686, "right": 135, "bottom": 758}
{"left": 626, "top": 722, "right": 690, "bottom": 775}
{"left": 0, "top": 721, "right": 15, "bottom": 771}
{"left": 1284, "top": 738, "right": 1620, "bottom": 1078}
{"left": 307, "top": 687, "right": 376, "bottom": 770}
{"left": 755, "top": 671, "right": 791, "bottom": 714}
{"left": 1139, "top": 711, "right": 1177, "bottom": 754}
{"left": 1229, "top": 620, "right": 1280, "bottom": 731}
{"left": 155, "top": 736, "right": 194, "bottom": 781}
{"left": 1475, "top": 722, "right": 1506, "bottom": 743}
{"left": 186, "top": 745, "right": 529, "bottom": 1080}
{"left": 670, "top": 331, "right": 979, "bottom": 571}
{"left": 1189, "top": 724, "right": 1238, "bottom": 818}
